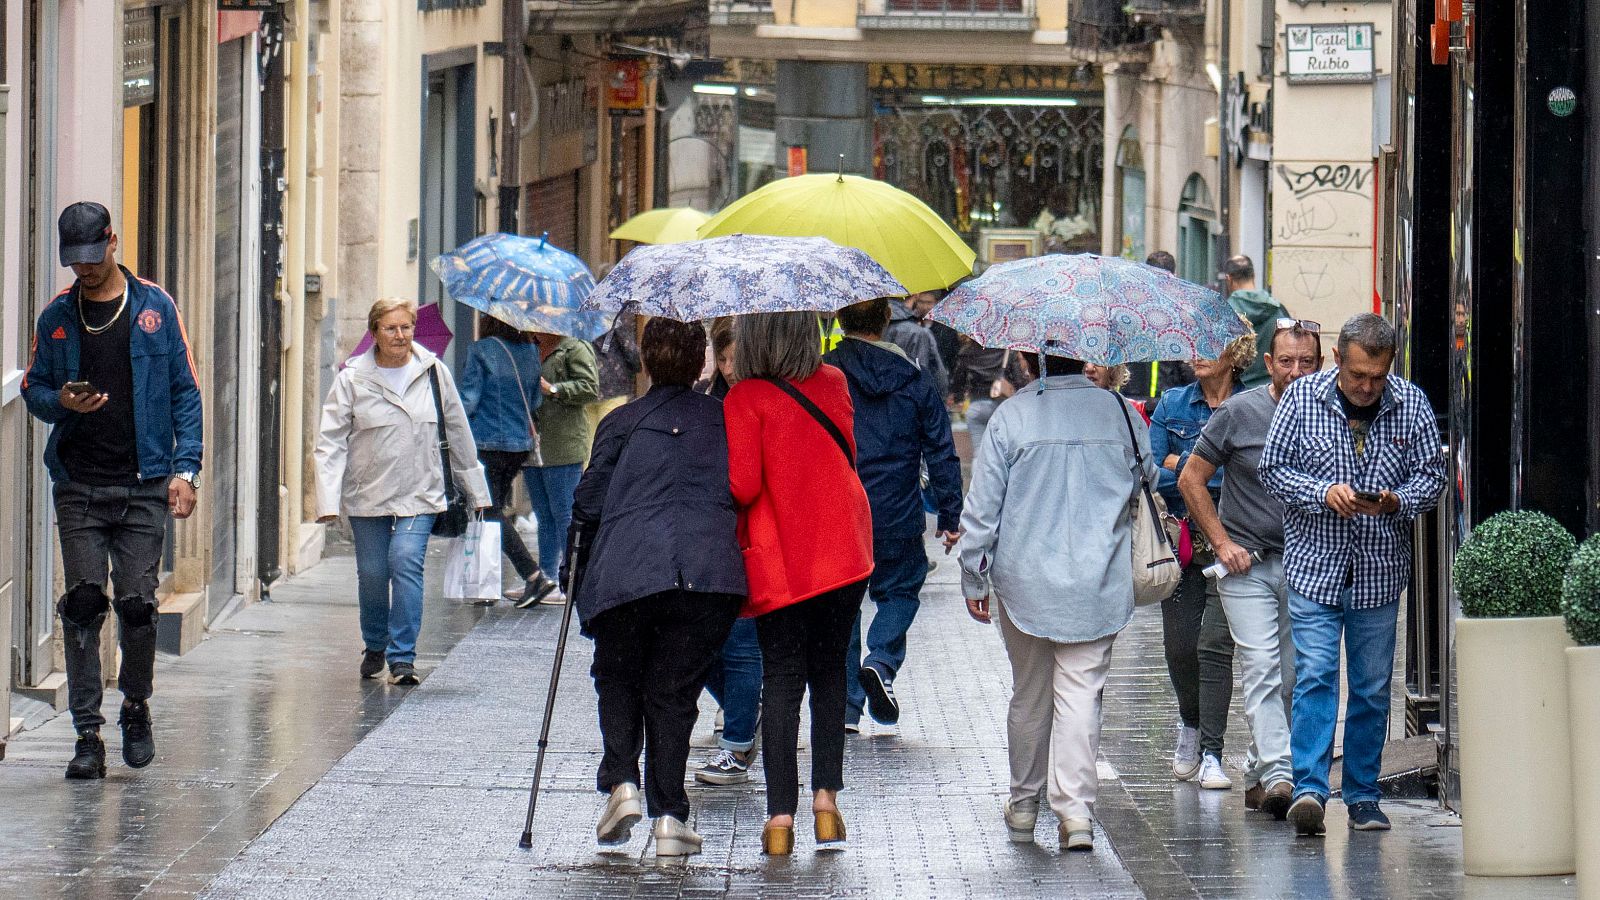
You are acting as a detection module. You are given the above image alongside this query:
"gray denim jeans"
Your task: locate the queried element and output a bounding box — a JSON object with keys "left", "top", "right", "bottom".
{"left": 53, "top": 479, "right": 168, "bottom": 732}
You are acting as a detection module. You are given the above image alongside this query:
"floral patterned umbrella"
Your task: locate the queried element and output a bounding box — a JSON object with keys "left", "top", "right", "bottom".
{"left": 581, "top": 234, "right": 907, "bottom": 322}
{"left": 929, "top": 254, "right": 1249, "bottom": 365}
{"left": 430, "top": 232, "right": 609, "bottom": 340}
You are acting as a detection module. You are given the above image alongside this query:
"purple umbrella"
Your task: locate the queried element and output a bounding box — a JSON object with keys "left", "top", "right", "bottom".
{"left": 343, "top": 302, "right": 455, "bottom": 366}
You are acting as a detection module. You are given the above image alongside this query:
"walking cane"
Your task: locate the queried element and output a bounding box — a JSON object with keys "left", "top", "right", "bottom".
{"left": 518, "top": 529, "right": 582, "bottom": 849}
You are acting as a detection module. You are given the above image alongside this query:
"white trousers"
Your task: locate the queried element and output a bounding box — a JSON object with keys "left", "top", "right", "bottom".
{"left": 1216, "top": 551, "right": 1295, "bottom": 788}
{"left": 996, "top": 600, "right": 1117, "bottom": 822}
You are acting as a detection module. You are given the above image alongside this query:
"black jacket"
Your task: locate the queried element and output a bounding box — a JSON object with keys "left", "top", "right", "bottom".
{"left": 567, "top": 385, "right": 747, "bottom": 628}
{"left": 824, "top": 338, "right": 962, "bottom": 540}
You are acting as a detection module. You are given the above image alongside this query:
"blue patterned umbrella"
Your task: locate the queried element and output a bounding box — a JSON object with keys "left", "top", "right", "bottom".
{"left": 929, "top": 254, "right": 1248, "bottom": 365}
{"left": 581, "top": 234, "right": 907, "bottom": 321}
{"left": 430, "top": 232, "right": 609, "bottom": 340}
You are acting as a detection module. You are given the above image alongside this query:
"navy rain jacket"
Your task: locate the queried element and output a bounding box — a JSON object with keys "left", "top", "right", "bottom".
{"left": 825, "top": 337, "right": 961, "bottom": 541}
{"left": 23, "top": 267, "right": 203, "bottom": 483}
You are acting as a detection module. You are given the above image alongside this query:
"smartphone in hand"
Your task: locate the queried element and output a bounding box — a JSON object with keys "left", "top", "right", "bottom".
{"left": 1354, "top": 490, "right": 1382, "bottom": 503}
{"left": 63, "top": 380, "right": 96, "bottom": 395}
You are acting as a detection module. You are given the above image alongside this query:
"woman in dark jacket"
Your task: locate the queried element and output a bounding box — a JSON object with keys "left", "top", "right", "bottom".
{"left": 565, "top": 317, "right": 747, "bottom": 859}
{"left": 458, "top": 314, "right": 559, "bottom": 606}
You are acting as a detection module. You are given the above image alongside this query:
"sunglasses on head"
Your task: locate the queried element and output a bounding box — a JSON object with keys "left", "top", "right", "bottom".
{"left": 1275, "top": 317, "right": 1321, "bottom": 334}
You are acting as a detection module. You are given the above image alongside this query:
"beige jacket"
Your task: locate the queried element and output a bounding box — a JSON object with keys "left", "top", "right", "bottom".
{"left": 315, "top": 346, "right": 490, "bottom": 519}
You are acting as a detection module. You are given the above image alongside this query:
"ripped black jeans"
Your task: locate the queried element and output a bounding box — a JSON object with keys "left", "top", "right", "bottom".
{"left": 54, "top": 479, "right": 168, "bottom": 732}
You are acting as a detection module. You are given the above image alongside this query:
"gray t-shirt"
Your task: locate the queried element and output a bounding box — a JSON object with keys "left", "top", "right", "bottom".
{"left": 1191, "top": 386, "right": 1284, "bottom": 553}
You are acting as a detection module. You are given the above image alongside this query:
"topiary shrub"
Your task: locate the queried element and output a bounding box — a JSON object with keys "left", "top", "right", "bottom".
{"left": 1453, "top": 510, "right": 1576, "bottom": 618}
{"left": 1561, "top": 534, "right": 1600, "bottom": 645}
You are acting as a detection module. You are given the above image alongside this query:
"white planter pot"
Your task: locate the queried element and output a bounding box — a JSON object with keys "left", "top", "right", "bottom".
{"left": 1457, "top": 615, "right": 1575, "bottom": 876}
{"left": 1569, "top": 646, "right": 1600, "bottom": 899}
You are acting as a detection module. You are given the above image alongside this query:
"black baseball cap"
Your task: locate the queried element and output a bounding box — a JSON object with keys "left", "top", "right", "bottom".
{"left": 58, "top": 201, "right": 113, "bottom": 267}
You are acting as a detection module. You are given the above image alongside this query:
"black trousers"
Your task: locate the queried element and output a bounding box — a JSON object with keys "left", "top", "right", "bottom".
{"left": 755, "top": 579, "right": 869, "bottom": 817}
{"left": 590, "top": 590, "right": 741, "bottom": 820}
{"left": 54, "top": 480, "right": 168, "bottom": 732}
{"left": 478, "top": 449, "right": 539, "bottom": 581}
{"left": 1161, "top": 562, "right": 1236, "bottom": 755}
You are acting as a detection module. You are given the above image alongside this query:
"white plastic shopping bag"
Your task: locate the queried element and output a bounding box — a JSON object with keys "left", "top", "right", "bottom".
{"left": 444, "top": 518, "right": 503, "bottom": 601}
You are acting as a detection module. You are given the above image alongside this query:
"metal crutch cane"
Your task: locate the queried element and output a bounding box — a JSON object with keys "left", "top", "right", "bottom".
{"left": 519, "top": 529, "right": 582, "bottom": 849}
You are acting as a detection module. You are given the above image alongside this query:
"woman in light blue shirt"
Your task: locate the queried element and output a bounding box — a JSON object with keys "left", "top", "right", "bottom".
{"left": 958, "top": 353, "right": 1157, "bottom": 853}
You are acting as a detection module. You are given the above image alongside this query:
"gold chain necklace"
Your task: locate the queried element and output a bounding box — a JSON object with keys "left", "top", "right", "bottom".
{"left": 79, "top": 282, "right": 129, "bottom": 336}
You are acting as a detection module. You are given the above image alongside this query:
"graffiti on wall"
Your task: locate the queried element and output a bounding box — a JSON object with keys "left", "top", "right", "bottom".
{"left": 1270, "top": 246, "right": 1372, "bottom": 331}
{"left": 1271, "top": 162, "right": 1372, "bottom": 248}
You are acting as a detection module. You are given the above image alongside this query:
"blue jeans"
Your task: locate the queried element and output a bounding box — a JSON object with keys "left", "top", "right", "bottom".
{"left": 523, "top": 463, "right": 584, "bottom": 577}
{"left": 349, "top": 514, "right": 436, "bottom": 665}
{"left": 846, "top": 535, "right": 927, "bottom": 723}
{"left": 1289, "top": 588, "right": 1398, "bottom": 804}
{"left": 702, "top": 617, "right": 763, "bottom": 752}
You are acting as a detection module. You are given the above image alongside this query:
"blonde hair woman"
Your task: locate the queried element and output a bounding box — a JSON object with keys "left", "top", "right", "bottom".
{"left": 314, "top": 298, "right": 490, "bottom": 684}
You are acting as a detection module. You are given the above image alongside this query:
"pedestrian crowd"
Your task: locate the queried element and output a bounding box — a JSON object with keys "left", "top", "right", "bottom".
{"left": 24, "top": 200, "right": 1445, "bottom": 861}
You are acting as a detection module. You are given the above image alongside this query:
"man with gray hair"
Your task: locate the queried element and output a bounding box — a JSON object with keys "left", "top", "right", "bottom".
{"left": 1258, "top": 313, "right": 1446, "bottom": 836}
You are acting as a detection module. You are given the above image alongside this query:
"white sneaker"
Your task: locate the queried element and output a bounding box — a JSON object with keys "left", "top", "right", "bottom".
{"left": 1003, "top": 797, "right": 1038, "bottom": 843}
{"left": 596, "top": 783, "right": 643, "bottom": 845}
{"left": 1172, "top": 725, "right": 1201, "bottom": 780}
{"left": 1198, "top": 753, "right": 1233, "bottom": 790}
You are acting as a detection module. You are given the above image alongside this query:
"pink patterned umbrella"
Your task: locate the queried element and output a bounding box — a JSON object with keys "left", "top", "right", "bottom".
{"left": 929, "top": 253, "right": 1248, "bottom": 365}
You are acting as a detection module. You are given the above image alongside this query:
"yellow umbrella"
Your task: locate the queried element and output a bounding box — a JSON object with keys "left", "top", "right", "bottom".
{"left": 698, "top": 174, "right": 976, "bottom": 294}
{"left": 609, "top": 207, "right": 712, "bottom": 245}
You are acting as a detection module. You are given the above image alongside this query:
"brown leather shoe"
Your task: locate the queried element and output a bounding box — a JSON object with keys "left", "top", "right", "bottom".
{"left": 1244, "top": 783, "right": 1265, "bottom": 811}
{"left": 762, "top": 821, "right": 794, "bottom": 855}
{"left": 1261, "top": 781, "right": 1294, "bottom": 820}
{"left": 814, "top": 809, "right": 846, "bottom": 847}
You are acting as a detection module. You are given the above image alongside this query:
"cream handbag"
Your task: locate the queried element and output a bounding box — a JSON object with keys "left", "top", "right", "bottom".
{"left": 1115, "top": 396, "right": 1182, "bottom": 606}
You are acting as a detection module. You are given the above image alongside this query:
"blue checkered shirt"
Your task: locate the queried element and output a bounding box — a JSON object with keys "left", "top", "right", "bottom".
{"left": 1258, "top": 369, "right": 1446, "bottom": 609}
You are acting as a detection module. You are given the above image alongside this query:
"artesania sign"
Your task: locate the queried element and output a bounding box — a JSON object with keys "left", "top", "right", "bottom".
{"left": 1285, "top": 24, "right": 1376, "bottom": 84}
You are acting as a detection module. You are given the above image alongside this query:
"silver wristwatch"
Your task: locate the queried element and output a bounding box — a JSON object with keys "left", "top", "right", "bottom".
{"left": 176, "top": 471, "right": 201, "bottom": 489}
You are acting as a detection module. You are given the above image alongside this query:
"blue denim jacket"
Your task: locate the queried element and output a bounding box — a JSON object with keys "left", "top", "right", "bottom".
{"left": 458, "top": 337, "right": 542, "bottom": 453}
{"left": 1148, "top": 381, "right": 1232, "bottom": 517}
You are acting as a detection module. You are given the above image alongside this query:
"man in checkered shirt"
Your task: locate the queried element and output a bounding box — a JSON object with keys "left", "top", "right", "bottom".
{"left": 1258, "top": 313, "right": 1446, "bottom": 836}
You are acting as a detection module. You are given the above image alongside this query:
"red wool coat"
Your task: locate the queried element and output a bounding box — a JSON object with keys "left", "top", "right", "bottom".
{"left": 724, "top": 365, "right": 875, "bottom": 617}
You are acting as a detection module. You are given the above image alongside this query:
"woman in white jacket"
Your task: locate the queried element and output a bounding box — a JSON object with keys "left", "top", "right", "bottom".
{"left": 315, "top": 298, "right": 490, "bottom": 685}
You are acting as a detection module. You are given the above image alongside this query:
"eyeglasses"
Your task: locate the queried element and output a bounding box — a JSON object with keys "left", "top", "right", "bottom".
{"left": 378, "top": 324, "right": 416, "bottom": 336}
{"left": 1274, "top": 317, "right": 1321, "bottom": 334}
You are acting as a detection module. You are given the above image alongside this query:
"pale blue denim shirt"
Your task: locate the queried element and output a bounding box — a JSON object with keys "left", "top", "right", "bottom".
{"left": 958, "top": 375, "right": 1160, "bottom": 644}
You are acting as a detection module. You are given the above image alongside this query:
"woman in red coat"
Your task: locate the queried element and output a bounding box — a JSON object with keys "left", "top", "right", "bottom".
{"left": 724, "top": 310, "right": 873, "bottom": 855}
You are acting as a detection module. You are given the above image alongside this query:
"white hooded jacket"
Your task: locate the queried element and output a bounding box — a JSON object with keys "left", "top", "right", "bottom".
{"left": 315, "top": 345, "right": 490, "bottom": 520}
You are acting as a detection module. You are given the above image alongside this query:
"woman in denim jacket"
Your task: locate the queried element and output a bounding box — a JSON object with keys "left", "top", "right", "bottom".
{"left": 1147, "top": 333, "right": 1254, "bottom": 790}
{"left": 458, "top": 314, "right": 559, "bottom": 607}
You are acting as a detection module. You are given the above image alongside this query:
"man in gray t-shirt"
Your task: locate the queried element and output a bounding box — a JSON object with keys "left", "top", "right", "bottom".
{"left": 1177, "top": 321, "right": 1322, "bottom": 820}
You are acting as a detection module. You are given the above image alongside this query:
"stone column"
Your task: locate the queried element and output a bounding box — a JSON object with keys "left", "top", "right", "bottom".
{"left": 774, "top": 62, "right": 871, "bottom": 175}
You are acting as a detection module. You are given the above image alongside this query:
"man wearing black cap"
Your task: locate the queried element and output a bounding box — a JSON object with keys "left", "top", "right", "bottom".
{"left": 22, "top": 201, "right": 203, "bottom": 779}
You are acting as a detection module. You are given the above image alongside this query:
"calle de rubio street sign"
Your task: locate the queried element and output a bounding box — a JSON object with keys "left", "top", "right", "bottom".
{"left": 1285, "top": 23, "right": 1376, "bottom": 84}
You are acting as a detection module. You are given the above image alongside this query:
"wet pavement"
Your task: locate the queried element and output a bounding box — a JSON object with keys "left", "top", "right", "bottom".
{"left": 0, "top": 538, "right": 485, "bottom": 899}
{"left": 5, "top": 531, "right": 1581, "bottom": 898}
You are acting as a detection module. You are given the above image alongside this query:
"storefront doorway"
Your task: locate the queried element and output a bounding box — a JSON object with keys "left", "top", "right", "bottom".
{"left": 420, "top": 53, "right": 476, "bottom": 371}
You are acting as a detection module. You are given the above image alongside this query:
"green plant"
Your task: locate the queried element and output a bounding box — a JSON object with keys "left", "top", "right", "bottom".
{"left": 1453, "top": 510, "right": 1576, "bottom": 618}
{"left": 1561, "top": 534, "right": 1600, "bottom": 645}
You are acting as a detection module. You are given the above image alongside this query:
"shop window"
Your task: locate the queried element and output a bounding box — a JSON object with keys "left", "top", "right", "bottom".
{"left": 1115, "top": 126, "right": 1145, "bottom": 261}
{"left": 1178, "top": 173, "right": 1216, "bottom": 286}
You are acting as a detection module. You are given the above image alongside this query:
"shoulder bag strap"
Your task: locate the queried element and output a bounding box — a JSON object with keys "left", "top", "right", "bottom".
{"left": 493, "top": 337, "right": 538, "bottom": 439}
{"left": 427, "top": 364, "right": 459, "bottom": 503}
{"left": 761, "top": 376, "right": 855, "bottom": 470}
{"left": 1116, "top": 391, "right": 1170, "bottom": 539}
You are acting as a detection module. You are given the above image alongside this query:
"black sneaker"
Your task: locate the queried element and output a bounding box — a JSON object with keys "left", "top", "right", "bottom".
{"left": 65, "top": 730, "right": 106, "bottom": 780}
{"left": 360, "top": 649, "right": 385, "bottom": 679}
{"left": 694, "top": 748, "right": 752, "bottom": 785}
{"left": 1288, "top": 794, "right": 1326, "bottom": 837}
{"left": 860, "top": 664, "right": 900, "bottom": 725}
{"left": 390, "top": 662, "right": 420, "bottom": 686}
{"left": 510, "top": 573, "right": 560, "bottom": 609}
{"left": 119, "top": 700, "right": 155, "bottom": 768}
{"left": 1347, "top": 801, "right": 1392, "bottom": 831}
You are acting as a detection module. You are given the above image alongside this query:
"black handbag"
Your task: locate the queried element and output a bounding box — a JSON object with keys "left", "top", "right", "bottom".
{"left": 426, "top": 364, "right": 470, "bottom": 538}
